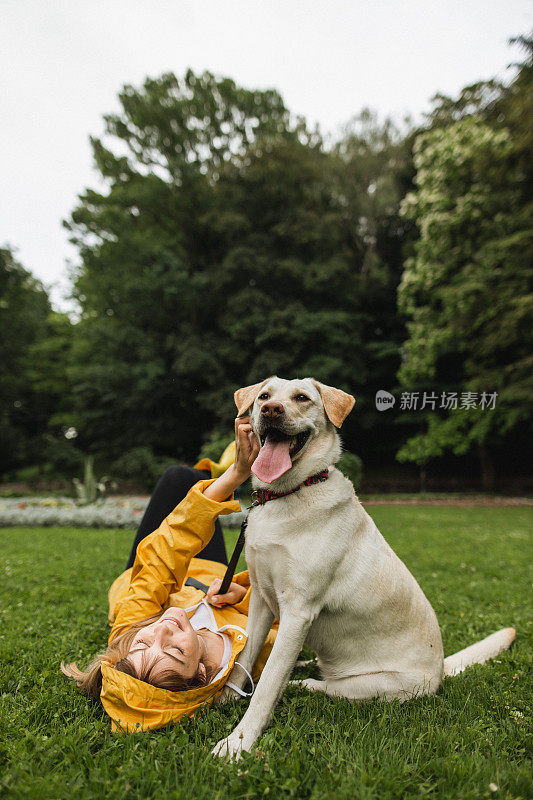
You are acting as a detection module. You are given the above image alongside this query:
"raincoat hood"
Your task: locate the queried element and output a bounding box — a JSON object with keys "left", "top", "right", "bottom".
{"left": 194, "top": 441, "right": 236, "bottom": 479}
{"left": 101, "top": 616, "right": 248, "bottom": 732}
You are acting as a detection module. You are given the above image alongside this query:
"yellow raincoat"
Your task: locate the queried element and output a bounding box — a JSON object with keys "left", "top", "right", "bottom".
{"left": 102, "top": 468, "right": 277, "bottom": 732}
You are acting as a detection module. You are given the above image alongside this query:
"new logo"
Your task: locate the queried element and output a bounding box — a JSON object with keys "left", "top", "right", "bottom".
{"left": 375, "top": 390, "right": 396, "bottom": 411}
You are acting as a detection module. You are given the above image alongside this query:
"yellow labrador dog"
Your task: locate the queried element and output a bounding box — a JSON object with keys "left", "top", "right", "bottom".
{"left": 213, "top": 376, "right": 516, "bottom": 759}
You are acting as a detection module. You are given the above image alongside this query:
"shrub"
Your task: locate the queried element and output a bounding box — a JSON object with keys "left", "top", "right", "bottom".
{"left": 197, "top": 429, "right": 235, "bottom": 463}
{"left": 337, "top": 450, "right": 363, "bottom": 488}
{"left": 43, "top": 435, "right": 83, "bottom": 476}
{"left": 111, "top": 446, "right": 176, "bottom": 491}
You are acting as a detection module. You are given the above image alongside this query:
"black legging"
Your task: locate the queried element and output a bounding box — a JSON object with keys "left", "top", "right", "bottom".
{"left": 125, "top": 466, "right": 228, "bottom": 570}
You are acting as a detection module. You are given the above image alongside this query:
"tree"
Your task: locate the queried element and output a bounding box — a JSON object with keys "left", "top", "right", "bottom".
{"left": 27, "top": 310, "right": 82, "bottom": 475}
{"left": 331, "top": 110, "right": 416, "bottom": 464}
{"left": 207, "top": 135, "right": 362, "bottom": 423}
{"left": 66, "top": 71, "right": 303, "bottom": 462}
{"left": 186, "top": 111, "right": 414, "bottom": 463}
{"left": 397, "top": 46, "right": 533, "bottom": 489}
{"left": 0, "top": 248, "right": 51, "bottom": 476}
{"left": 67, "top": 71, "right": 418, "bottom": 469}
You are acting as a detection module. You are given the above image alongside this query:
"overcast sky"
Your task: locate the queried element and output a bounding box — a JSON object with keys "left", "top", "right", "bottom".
{"left": 2, "top": 0, "right": 530, "bottom": 311}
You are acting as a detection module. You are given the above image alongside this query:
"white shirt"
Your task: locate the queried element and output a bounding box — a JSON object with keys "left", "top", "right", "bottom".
{"left": 188, "top": 599, "right": 232, "bottom": 683}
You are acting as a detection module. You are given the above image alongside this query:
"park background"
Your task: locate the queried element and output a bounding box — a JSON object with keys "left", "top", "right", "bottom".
{"left": 1, "top": 6, "right": 532, "bottom": 499}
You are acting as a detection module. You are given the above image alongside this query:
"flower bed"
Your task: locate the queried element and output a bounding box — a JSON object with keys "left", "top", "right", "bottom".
{"left": 0, "top": 496, "right": 246, "bottom": 529}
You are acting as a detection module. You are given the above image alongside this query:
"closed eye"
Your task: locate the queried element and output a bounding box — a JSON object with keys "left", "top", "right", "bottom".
{"left": 131, "top": 640, "right": 184, "bottom": 659}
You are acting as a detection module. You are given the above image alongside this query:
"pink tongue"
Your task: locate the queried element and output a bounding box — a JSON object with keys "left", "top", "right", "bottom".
{"left": 252, "top": 436, "right": 292, "bottom": 484}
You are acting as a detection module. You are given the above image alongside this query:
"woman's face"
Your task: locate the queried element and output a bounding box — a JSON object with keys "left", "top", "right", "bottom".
{"left": 127, "top": 607, "right": 205, "bottom": 682}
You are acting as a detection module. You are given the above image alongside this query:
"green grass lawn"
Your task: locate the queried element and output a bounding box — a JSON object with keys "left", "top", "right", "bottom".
{"left": 1, "top": 506, "right": 531, "bottom": 800}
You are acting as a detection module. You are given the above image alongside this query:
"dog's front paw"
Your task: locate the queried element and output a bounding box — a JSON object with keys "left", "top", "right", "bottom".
{"left": 212, "top": 730, "right": 253, "bottom": 760}
{"left": 214, "top": 685, "right": 241, "bottom": 706}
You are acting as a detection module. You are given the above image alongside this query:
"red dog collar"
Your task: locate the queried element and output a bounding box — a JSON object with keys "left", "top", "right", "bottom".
{"left": 251, "top": 469, "right": 330, "bottom": 505}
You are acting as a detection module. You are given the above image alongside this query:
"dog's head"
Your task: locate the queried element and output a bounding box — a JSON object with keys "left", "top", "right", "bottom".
{"left": 234, "top": 376, "right": 355, "bottom": 490}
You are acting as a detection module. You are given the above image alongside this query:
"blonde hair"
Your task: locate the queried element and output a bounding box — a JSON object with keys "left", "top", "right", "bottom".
{"left": 60, "top": 613, "right": 215, "bottom": 699}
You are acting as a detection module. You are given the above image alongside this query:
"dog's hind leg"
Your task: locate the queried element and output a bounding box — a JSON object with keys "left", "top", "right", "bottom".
{"left": 291, "top": 670, "right": 440, "bottom": 702}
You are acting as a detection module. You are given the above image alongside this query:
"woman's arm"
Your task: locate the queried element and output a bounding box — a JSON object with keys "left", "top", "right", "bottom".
{"left": 108, "top": 482, "right": 239, "bottom": 641}
{"left": 108, "top": 418, "right": 259, "bottom": 642}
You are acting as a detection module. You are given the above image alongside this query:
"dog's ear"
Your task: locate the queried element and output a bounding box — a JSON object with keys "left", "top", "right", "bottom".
{"left": 234, "top": 378, "right": 271, "bottom": 417}
{"left": 312, "top": 380, "right": 355, "bottom": 428}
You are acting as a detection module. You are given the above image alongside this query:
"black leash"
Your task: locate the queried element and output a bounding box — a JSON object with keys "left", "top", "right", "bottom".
{"left": 183, "top": 505, "right": 259, "bottom": 597}
{"left": 218, "top": 500, "right": 260, "bottom": 595}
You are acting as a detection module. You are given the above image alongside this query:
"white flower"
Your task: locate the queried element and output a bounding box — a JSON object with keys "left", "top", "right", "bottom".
{"left": 0, "top": 496, "right": 243, "bottom": 529}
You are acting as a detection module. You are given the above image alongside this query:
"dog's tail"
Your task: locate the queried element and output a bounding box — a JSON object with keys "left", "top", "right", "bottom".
{"left": 443, "top": 627, "right": 516, "bottom": 677}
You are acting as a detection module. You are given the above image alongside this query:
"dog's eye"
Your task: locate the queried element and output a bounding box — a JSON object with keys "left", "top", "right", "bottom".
{"left": 258, "top": 393, "right": 269, "bottom": 401}
{"left": 294, "top": 394, "right": 310, "bottom": 402}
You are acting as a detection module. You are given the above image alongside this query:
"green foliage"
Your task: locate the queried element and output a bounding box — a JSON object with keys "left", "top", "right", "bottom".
{"left": 27, "top": 310, "right": 77, "bottom": 432}
{"left": 65, "top": 71, "right": 307, "bottom": 463}
{"left": 65, "top": 74, "right": 412, "bottom": 469}
{"left": 197, "top": 429, "right": 235, "bottom": 463}
{"left": 0, "top": 248, "right": 78, "bottom": 480}
{"left": 0, "top": 248, "right": 51, "bottom": 475}
{"left": 330, "top": 110, "right": 416, "bottom": 462}
{"left": 111, "top": 446, "right": 176, "bottom": 491}
{"left": 210, "top": 137, "right": 363, "bottom": 404}
{"left": 397, "top": 44, "right": 533, "bottom": 483}
{"left": 42, "top": 435, "right": 83, "bottom": 476}
{"left": 337, "top": 450, "right": 363, "bottom": 488}
{"left": 1, "top": 507, "right": 530, "bottom": 799}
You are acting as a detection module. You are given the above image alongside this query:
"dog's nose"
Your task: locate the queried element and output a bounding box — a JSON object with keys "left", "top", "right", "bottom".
{"left": 261, "top": 401, "right": 285, "bottom": 418}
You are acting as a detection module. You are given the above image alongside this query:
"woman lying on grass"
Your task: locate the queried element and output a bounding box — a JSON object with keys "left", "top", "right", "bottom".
{"left": 61, "top": 417, "right": 274, "bottom": 732}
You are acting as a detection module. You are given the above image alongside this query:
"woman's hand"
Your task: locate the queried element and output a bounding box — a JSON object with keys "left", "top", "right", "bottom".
{"left": 206, "top": 578, "right": 247, "bottom": 607}
{"left": 233, "top": 416, "right": 260, "bottom": 480}
{"left": 203, "top": 417, "right": 260, "bottom": 502}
